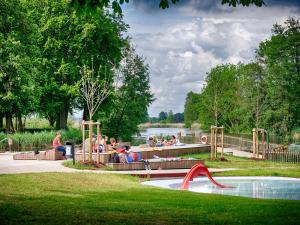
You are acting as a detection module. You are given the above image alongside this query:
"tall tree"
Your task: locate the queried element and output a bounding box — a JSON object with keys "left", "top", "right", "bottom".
{"left": 184, "top": 91, "right": 200, "bottom": 128}
{"left": 158, "top": 111, "right": 168, "bottom": 121}
{"left": 257, "top": 18, "right": 300, "bottom": 136}
{"left": 101, "top": 47, "right": 154, "bottom": 141}
{"left": 0, "top": 0, "right": 39, "bottom": 132}
{"left": 198, "top": 64, "right": 237, "bottom": 129}
{"left": 27, "top": 0, "right": 128, "bottom": 129}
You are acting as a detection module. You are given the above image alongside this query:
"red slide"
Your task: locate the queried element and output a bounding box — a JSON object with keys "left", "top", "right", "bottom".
{"left": 181, "top": 163, "right": 234, "bottom": 189}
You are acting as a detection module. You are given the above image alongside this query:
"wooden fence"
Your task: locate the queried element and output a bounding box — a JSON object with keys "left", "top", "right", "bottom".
{"left": 265, "top": 150, "right": 300, "bottom": 163}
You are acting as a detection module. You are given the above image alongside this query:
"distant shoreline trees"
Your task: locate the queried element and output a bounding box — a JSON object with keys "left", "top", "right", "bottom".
{"left": 149, "top": 111, "right": 184, "bottom": 124}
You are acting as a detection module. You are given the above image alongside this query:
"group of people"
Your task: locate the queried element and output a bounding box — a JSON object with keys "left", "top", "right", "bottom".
{"left": 52, "top": 131, "right": 133, "bottom": 162}
{"left": 147, "top": 135, "right": 179, "bottom": 147}
{"left": 52, "top": 131, "right": 182, "bottom": 163}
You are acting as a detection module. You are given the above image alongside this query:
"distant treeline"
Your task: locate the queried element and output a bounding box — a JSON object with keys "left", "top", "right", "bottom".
{"left": 184, "top": 18, "right": 300, "bottom": 140}
{"left": 148, "top": 111, "right": 184, "bottom": 123}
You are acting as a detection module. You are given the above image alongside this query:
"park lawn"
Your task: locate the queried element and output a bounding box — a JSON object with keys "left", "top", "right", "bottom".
{"left": 183, "top": 152, "right": 300, "bottom": 177}
{"left": 0, "top": 173, "right": 300, "bottom": 225}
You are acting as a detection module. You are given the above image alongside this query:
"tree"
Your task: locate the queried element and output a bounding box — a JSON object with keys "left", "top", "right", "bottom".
{"left": 256, "top": 18, "right": 300, "bottom": 136}
{"left": 100, "top": 46, "right": 154, "bottom": 141}
{"left": 173, "top": 113, "right": 184, "bottom": 123}
{"left": 80, "top": 63, "right": 117, "bottom": 120}
{"left": 71, "top": 0, "right": 265, "bottom": 14}
{"left": 166, "top": 110, "right": 174, "bottom": 123}
{"left": 198, "top": 64, "right": 238, "bottom": 129}
{"left": 0, "top": 0, "right": 39, "bottom": 132}
{"left": 28, "top": 0, "right": 128, "bottom": 129}
{"left": 158, "top": 112, "right": 168, "bottom": 121}
{"left": 184, "top": 92, "right": 200, "bottom": 128}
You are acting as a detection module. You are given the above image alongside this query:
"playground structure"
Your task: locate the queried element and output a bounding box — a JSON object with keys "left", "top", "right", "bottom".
{"left": 181, "top": 163, "right": 234, "bottom": 189}
{"left": 252, "top": 128, "right": 267, "bottom": 159}
{"left": 81, "top": 120, "right": 101, "bottom": 163}
{"left": 210, "top": 126, "right": 224, "bottom": 158}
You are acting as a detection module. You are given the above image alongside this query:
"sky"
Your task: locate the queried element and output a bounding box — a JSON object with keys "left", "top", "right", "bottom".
{"left": 120, "top": 0, "right": 300, "bottom": 117}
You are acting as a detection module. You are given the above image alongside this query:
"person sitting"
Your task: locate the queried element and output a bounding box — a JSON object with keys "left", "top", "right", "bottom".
{"left": 95, "top": 134, "right": 108, "bottom": 153}
{"left": 147, "top": 136, "right": 156, "bottom": 147}
{"left": 169, "top": 135, "right": 178, "bottom": 145}
{"left": 156, "top": 137, "right": 164, "bottom": 147}
{"left": 52, "top": 131, "right": 66, "bottom": 157}
{"left": 109, "top": 137, "right": 119, "bottom": 150}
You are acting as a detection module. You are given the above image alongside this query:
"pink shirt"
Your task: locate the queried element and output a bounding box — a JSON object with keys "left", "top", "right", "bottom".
{"left": 52, "top": 136, "right": 60, "bottom": 148}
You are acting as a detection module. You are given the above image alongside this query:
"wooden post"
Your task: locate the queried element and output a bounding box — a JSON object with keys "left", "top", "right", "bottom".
{"left": 82, "top": 121, "right": 86, "bottom": 162}
{"left": 256, "top": 130, "right": 259, "bottom": 159}
{"left": 97, "top": 123, "right": 100, "bottom": 164}
{"left": 221, "top": 126, "right": 224, "bottom": 158}
{"left": 211, "top": 126, "right": 214, "bottom": 158}
{"left": 191, "top": 131, "right": 195, "bottom": 143}
{"left": 177, "top": 132, "right": 182, "bottom": 142}
{"left": 198, "top": 132, "right": 202, "bottom": 143}
{"left": 215, "top": 127, "right": 217, "bottom": 157}
{"left": 89, "top": 120, "right": 93, "bottom": 161}
{"left": 262, "top": 130, "right": 265, "bottom": 159}
{"left": 252, "top": 128, "right": 256, "bottom": 158}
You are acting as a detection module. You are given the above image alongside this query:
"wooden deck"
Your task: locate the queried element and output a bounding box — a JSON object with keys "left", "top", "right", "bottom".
{"left": 75, "top": 144, "right": 210, "bottom": 165}
{"left": 106, "top": 159, "right": 204, "bottom": 171}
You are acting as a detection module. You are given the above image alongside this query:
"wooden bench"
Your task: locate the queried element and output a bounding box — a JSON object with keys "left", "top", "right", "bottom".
{"left": 13, "top": 149, "right": 64, "bottom": 160}
{"left": 36, "top": 149, "right": 64, "bottom": 160}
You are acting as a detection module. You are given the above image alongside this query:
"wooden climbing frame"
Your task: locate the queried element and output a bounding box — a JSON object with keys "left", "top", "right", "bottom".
{"left": 252, "top": 128, "right": 267, "bottom": 159}
{"left": 210, "top": 126, "right": 224, "bottom": 158}
{"left": 81, "top": 120, "right": 101, "bottom": 163}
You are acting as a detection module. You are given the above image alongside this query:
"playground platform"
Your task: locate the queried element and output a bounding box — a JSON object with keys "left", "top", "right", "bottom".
{"left": 75, "top": 144, "right": 210, "bottom": 163}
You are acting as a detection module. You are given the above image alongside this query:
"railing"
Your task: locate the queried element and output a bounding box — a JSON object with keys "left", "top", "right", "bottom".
{"left": 265, "top": 150, "right": 300, "bottom": 163}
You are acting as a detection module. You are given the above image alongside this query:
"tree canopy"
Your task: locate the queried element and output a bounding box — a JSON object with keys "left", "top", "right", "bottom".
{"left": 71, "top": 0, "right": 265, "bottom": 14}
{"left": 184, "top": 18, "right": 300, "bottom": 140}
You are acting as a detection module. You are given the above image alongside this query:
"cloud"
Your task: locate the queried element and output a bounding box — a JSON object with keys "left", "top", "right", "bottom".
{"left": 125, "top": 1, "right": 300, "bottom": 116}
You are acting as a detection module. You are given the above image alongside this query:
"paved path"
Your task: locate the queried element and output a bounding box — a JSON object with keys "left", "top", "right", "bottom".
{"left": 218, "top": 147, "right": 262, "bottom": 158}
{"left": 0, "top": 153, "right": 237, "bottom": 175}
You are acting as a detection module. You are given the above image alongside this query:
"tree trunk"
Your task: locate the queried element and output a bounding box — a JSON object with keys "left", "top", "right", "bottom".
{"left": 56, "top": 100, "right": 69, "bottom": 130}
{"left": 48, "top": 115, "right": 55, "bottom": 127}
{"left": 5, "top": 113, "right": 14, "bottom": 133}
{"left": 17, "top": 115, "right": 24, "bottom": 131}
{"left": 0, "top": 113, "right": 3, "bottom": 129}
{"left": 82, "top": 104, "right": 88, "bottom": 121}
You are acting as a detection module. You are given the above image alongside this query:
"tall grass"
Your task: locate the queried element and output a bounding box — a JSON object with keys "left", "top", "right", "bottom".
{"left": 0, "top": 129, "right": 82, "bottom": 152}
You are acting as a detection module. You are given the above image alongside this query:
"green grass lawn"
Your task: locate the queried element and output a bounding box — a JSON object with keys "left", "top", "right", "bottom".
{"left": 184, "top": 152, "right": 300, "bottom": 178}
{"left": 0, "top": 173, "right": 299, "bottom": 225}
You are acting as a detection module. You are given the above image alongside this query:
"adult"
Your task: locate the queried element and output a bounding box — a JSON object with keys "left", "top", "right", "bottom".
{"left": 109, "top": 137, "right": 119, "bottom": 150}
{"left": 52, "top": 131, "right": 66, "bottom": 156}
{"left": 169, "top": 135, "right": 178, "bottom": 145}
{"left": 95, "top": 134, "right": 108, "bottom": 152}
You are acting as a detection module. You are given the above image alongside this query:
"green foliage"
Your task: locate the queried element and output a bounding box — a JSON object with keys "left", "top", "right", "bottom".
{"left": 99, "top": 46, "right": 154, "bottom": 141}
{"left": 184, "top": 92, "right": 201, "bottom": 128}
{"left": 0, "top": 128, "right": 82, "bottom": 151}
{"left": 184, "top": 18, "right": 300, "bottom": 139}
{"left": 71, "top": 0, "right": 264, "bottom": 14}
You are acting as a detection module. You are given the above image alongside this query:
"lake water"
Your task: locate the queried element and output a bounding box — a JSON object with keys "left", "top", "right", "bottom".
{"left": 138, "top": 128, "right": 201, "bottom": 138}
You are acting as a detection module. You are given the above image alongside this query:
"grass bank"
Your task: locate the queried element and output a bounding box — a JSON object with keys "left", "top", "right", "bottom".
{"left": 0, "top": 173, "right": 299, "bottom": 225}
{"left": 183, "top": 152, "right": 300, "bottom": 178}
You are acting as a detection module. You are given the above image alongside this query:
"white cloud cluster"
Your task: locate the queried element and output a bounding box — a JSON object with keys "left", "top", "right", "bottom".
{"left": 125, "top": 2, "right": 299, "bottom": 116}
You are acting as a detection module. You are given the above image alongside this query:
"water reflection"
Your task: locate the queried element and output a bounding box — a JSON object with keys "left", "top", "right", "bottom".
{"left": 187, "top": 179, "right": 300, "bottom": 200}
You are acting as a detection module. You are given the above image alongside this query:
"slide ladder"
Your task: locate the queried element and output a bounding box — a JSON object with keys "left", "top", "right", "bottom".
{"left": 181, "top": 163, "right": 234, "bottom": 189}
